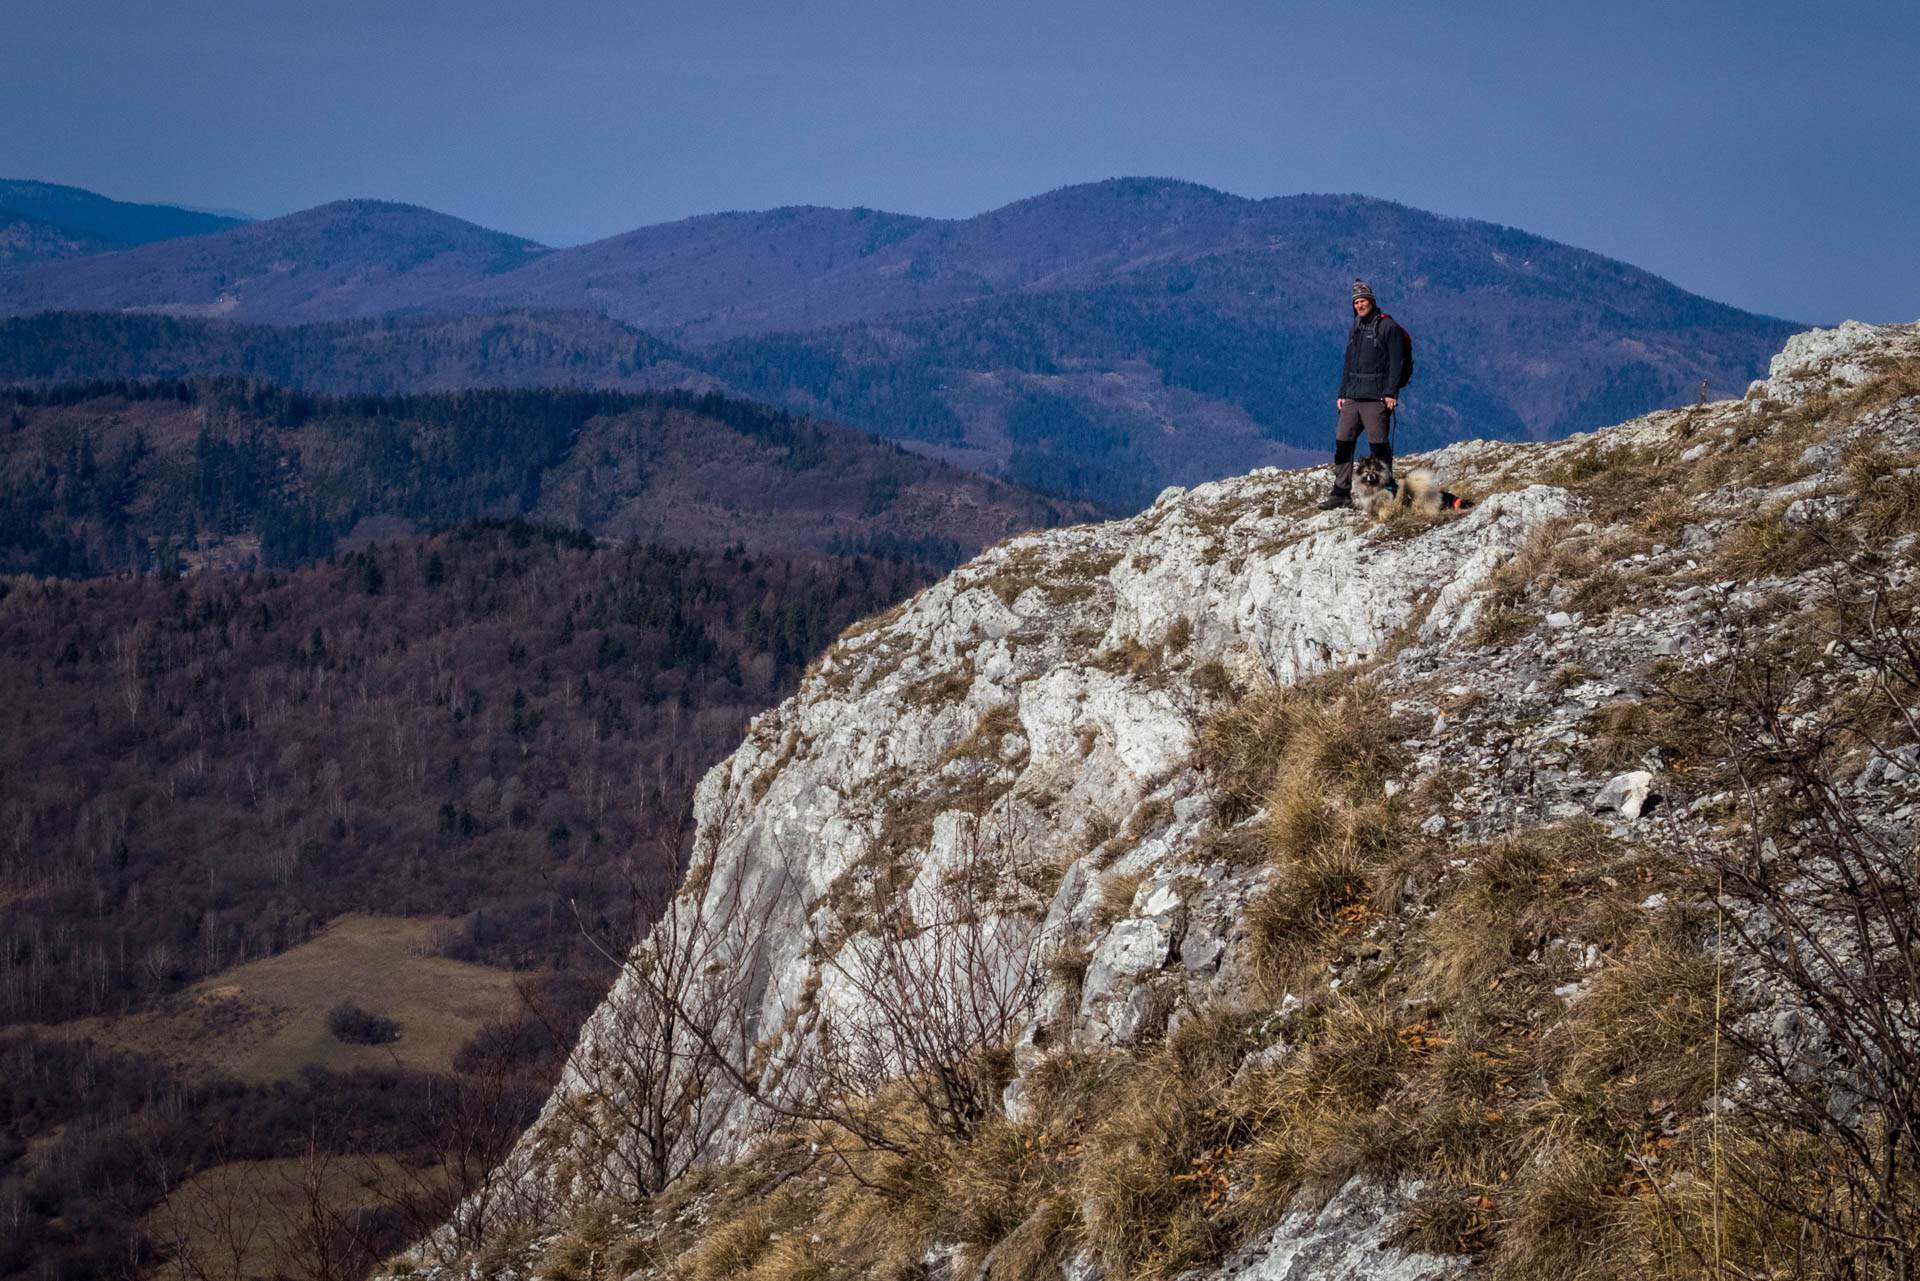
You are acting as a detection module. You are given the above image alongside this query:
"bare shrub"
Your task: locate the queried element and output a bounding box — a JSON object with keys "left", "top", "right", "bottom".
{"left": 325, "top": 1000, "right": 400, "bottom": 1045}
{"left": 653, "top": 794, "right": 1044, "bottom": 1173}
{"left": 774, "top": 796, "right": 1045, "bottom": 1156}
{"left": 535, "top": 804, "right": 761, "bottom": 1209}
{"left": 1679, "top": 561, "right": 1920, "bottom": 1278}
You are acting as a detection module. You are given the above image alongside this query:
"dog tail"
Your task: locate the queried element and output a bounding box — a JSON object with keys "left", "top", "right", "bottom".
{"left": 1403, "top": 469, "right": 1475, "bottom": 512}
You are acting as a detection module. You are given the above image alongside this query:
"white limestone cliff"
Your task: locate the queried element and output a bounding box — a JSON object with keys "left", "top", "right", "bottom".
{"left": 404, "top": 318, "right": 1920, "bottom": 1280}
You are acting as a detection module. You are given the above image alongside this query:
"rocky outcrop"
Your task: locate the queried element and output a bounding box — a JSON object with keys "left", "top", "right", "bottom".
{"left": 407, "top": 318, "right": 1920, "bottom": 1280}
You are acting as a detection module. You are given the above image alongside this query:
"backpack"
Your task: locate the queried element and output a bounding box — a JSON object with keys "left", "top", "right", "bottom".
{"left": 1379, "top": 314, "right": 1414, "bottom": 389}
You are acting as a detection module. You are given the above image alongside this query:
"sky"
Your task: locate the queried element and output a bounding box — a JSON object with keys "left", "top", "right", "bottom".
{"left": 3, "top": 0, "right": 1916, "bottom": 325}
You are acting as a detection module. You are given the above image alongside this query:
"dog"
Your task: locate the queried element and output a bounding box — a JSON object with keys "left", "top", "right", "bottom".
{"left": 1352, "top": 456, "right": 1474, "bottom": 518}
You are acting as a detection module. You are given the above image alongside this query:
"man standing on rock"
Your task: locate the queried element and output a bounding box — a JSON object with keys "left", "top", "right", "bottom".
{"left": 1320, "top": 279, "right": 1410, "bottom": 509}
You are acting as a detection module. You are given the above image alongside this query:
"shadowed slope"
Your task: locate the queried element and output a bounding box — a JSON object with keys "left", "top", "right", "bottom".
{"left": 0, "top": 199, "right": 545, "bottom": 321}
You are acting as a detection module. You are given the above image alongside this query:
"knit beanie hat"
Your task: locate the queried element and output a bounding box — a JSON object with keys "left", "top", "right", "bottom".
{"left": 1351, "top": 278, "right": 1376, "bottom": 302}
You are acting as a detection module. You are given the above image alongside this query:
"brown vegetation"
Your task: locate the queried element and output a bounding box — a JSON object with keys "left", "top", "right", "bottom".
{"left": 0, "top": 519, "right": 935, "bottom": 1280}
{"left": 0, "top": 379, "right": 1089, "bottom": 579}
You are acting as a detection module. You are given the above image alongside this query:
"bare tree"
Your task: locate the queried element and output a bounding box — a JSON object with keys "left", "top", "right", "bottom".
{"left": 541, "top": 829, "right": 760, "bottom": 1203}
{"left": 653, "top": 789, "right": 1045, "bottom": 1164}
{"left": 422, "top": 782, "right": 766, "bottom": 1238}
{"left": 1684, "top": 559, "right": 1920, "bottom": 1279}
{"left": 783, "top": 793, "right": 1044, "bottom": 1154}
{"left": 351, "top": 1019, "right": 545, "bottom": 1264}
{"left": 276, "top": 1137, "right": 381, "bottom": 1281}
{"left": 143, "top": 1136, "right": 264, "bottom": 1281}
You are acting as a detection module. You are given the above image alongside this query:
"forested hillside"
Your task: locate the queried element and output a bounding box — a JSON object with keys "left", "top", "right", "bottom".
{"left": 0, "top": 180, "right": 1799, "bottom": 509}
{"left": 0, "top": 520, "right": 938, "bottom": 1277}
{"left": 0, "top": 520, "right": 933, "bottom": 1023}
{"left": 0, "top": 378, "right": 1087, "bottom": 577}
{"left": 0, "top": 215, "right": 121, "bottom": 273}
{"left": 0, "top": 310, "right": 689, "bottom": 393}
{"left": 0, "top": 179, "right": 245, "bottom": 248}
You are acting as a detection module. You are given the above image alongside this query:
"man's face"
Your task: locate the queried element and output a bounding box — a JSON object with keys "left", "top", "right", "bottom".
{"left": 1352, "top": 297, "right": 1374, "bottom": 318}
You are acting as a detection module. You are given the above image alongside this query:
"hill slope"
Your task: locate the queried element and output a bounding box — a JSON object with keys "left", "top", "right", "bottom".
{"left": 0, "top": 213, "right": 123, "bottom": 272}
{"left": 0, "top": 309, "right": 693, "bottom": 393}
{"left": 0, "top": 199, "right": 544, "bottom": 321}
{"left": 0, "top": 521, "right": 941, "bottom": 1280}
{"left": 0, "top": 380, "right": 1091, "bottom": 577}
{"left": 0, "top": 178, "right": 245, "bottom": 256}
{"left": 400, "top": 320, "right": 1920, "bottom": 1279}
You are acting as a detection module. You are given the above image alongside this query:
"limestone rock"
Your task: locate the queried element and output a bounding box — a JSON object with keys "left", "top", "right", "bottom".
{"left": 1593, "top": 770, "right": 1658, "bottom": 821}
{"left": 1181, "top": 1178, "right": 1468, "bottom": 1280}
{"left": 1751, "top": 319, "right": 1920, "bottom": 405}
{"left": 421, "top": 318, "right": 1920, "bottom": 1281}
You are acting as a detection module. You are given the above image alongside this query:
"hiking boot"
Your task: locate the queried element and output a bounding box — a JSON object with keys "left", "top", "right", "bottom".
{"left": 1317, "top": 492, "right": 1351, "bottom": 511}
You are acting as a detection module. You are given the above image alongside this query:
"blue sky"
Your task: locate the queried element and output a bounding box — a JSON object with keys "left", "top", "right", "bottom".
{"left": 3, "top": 0, "right": 1915, "bottom": 323}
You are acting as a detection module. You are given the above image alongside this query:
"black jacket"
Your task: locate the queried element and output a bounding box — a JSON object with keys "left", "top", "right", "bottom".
{"left": 1339, "top": 311, "right": 1407, "bottom": 401}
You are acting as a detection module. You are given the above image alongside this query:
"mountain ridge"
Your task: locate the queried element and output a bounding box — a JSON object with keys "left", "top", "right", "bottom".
{"left": 0, "top": 178, "right": 1802, "bottom": 508}
{"left": 0, "top": 378, "right": 1094, "bottom": 577}
{"left": 0, "top": 198, "right": 546, "bottom": 321}
{"left": 0, "top": 177, "right": 246, "bottom": 249}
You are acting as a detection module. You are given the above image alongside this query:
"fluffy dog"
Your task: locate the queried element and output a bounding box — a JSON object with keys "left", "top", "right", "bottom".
{"left": 1352, "top": 456, "right": 1474, "bottom": 518}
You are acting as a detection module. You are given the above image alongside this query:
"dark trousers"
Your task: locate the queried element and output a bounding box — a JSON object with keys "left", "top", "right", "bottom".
{"left": 1332, "top": 400, "right": 1393, "bottom": 495}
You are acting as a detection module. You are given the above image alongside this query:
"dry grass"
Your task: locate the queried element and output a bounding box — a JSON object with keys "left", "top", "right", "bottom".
{"left": 67, "top": 914, "right": 524, "bottom": 1083}
{"left": 1190, "top": 658, "right": 1235, "bottom": 702}
{"left": 1095, "top": 636, "right": 1165, "bottom": 682}
{"left": 1831, "top": 354, "right": 1920, "bottom": 423}
{"left": 1076, "top": 1010, "right": 1261, "bottom": 1279}
{"left": 1244, "top": 806, "right": 1397, "bottom": 994}
{"left": 1712, "top": 509, "right": 1825, "bottom": 580}
{"left": 1544, "top": 444, "right": 1667, "bottom": 522}
{"left": 1189, "top": 820, "right": 1265, "bottom": 868}
{"left": 1194, "top": 673, "right": 1414, "bottom": 993}
{"left": 985, "top": 544, "right": 1123, "bottom": 608}
{"left": 1093, "top": 869, "right": 1147, "bottom": 930}
{"left": 148, "top": 1154, "right": 411, "bottom": 1281}
{"left": 901, "top": 667, "right": 975, "bottom": 709}
{"left": 1577, "top": 697, "right": 1712, "bottom": 776}
{"left": 936, "top": 703, "right": 1026, "bottom": 771}
{"left": 1422, "top": 823, "right": 1666, "bottom": 995}
{"left": 1227, "top": 996, "right": 1415, "bottom": 1213}
{"left": 751, "top": 729, "right": 801, "bottom": 801}
{"left": 1470, "top": 600, "right": 1540, "bottom": 647}
{"left": 1195, "top": 670, "right": 1401, "bottom": 821}
{"left": 680, "top": 1199, "right": 777, "bottom": 1280}
{"left": 1848, "top": 446, "right": 1920, "bottom": 540}
{"left": 1635, "top": 491, "right": 1697, "bottom": 542}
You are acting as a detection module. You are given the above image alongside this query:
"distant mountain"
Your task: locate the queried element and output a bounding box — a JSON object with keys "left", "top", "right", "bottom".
{"left": 454, "top": 203, "right": 938, "bottom": 339}
{"left": 0, "top": 178, "right": 246, "bottom": 250}
{"left": 0, "top": 211, "right": 121, "bottom": 271}
{"left": 0, "top": 179, "right": 1800, "bottom": 508}
{"left": 557, "top": 181, "right": 1796, "bottom": 476}
{"left": 0, "top": 198, "right": 546, "bottom": 321}
{"left": 0, "top": 379, "right": 1090, "bottom": 577}
{"left": 0, "top": 309, "right": 693, "bottom": 394}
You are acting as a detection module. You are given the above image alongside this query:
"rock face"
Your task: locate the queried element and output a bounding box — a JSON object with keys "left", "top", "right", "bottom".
{"left": 665, "top": 476, "right": 1574, "bottom": 1089}
{"left": 1751, "top": 319, "right": 1920, "bottom": 405}
{"left": 429, "top": 318, "right": 1920, "bottom": 1279}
